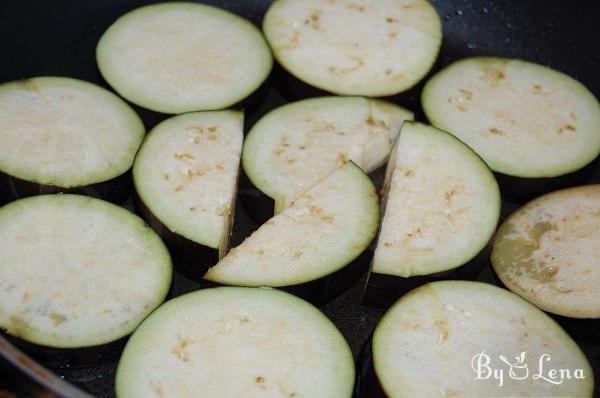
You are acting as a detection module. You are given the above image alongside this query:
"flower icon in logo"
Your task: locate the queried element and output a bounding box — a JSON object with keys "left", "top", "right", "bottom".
{"left": 499, "top": 351, "right": 529, "bottom": 380}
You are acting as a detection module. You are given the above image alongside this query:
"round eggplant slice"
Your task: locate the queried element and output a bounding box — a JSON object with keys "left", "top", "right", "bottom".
{"left": 263, "top": 0, "right": 442, "bottom": 97}
{"left": 133, "top": 111, "right": 243, "bottom": 272}
{"left": 115, "top": 287, "right": 354, "bottom": 398}
{"left": 422, "top": 57, "right": 600, "bottom": 195}
{"left": 204, "top": 162, "right": 379, "bottom": 305}
{"left": 96, "top": 2, "right": 273, "bottom": 114}
{"left": 492, "top": 185, "right": 600, "bottom": 319}
{"left": 364, "top": 122, "right": 500, "bottom": 307}
{"left": 242, "top": 96, "right": 413, "bottom": 215}
{"left": 0, "top": 194, "right": 172, "bottom": 349}
{"left": 0, "top": 77, "right": 145, "bottom": 203}
{"left": 366, "top": 281, "right": 593, "bottom": 398}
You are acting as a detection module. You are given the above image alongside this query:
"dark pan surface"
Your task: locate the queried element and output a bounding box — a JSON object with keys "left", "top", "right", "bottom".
{"left": 0, "top": 1, "right": 599, "bottom": 397}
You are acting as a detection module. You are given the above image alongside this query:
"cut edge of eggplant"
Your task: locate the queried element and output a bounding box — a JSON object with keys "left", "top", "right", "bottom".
{"left": 364, "top": 122, "right": 500, "bottom": 307}
{"left": 133, "top": 110, "right": 243, "bottom": 272}
{"left": 204, "top": 161, "right": 379, "bottom": 303}
{"left": 242, "top": 96, "right": 413, "bottom": 216}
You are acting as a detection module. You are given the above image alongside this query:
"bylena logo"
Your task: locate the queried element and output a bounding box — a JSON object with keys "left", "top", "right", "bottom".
{"left": 471, "top": 351, "right": 586, "bottom": 387}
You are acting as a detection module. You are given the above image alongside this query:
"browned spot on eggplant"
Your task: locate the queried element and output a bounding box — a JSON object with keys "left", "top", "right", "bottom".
{"left": 448, "top": 97, "right": 468, "bottom": 112}
{"left": 336, "top": 153, "right": 348, "bottom": 165}
{"left": 444, "top": 189, "right": 458, "bottom": 201}
{"left": 348, "top": 3, "right": 365, "bottom": 12}
{"left": 291, "top": 251, "right": 303, "bottom": 260}
{"left": 171, "top": 337, "right": 190, "bottom": 362}
{"left": 481, "top": 65, "right": 506, "bottom": 83}
{"left": 21, "top": 291, "right": 33, "bottom": 303}
{"left": 307, "top": 10, "right": 322, "bottom": 29}
{"left": 308, "top": 205, "right": 323, "bottom": 215}
{"left": 321, "top": 214, "right": 334, "bottom": 223}
{"left": 538, "top": 266, "right": 559, "bottom": 283}
{"left": 150, "top": 382, "right": 164, "bottom": 398}
{"left": 489, "top": 127, "right": 505, "bottom": 136}
{"left": 187, "top": 126, "right": 205, "bottom": 133}
{"left": 21, "top": 79, "right": 40, "bottom": 92}
{"left": 174, "top": 153, "right": 195, "bottom": 160}
{"left": 442, "top": 389, "right": 463, "bottom": 397}
{"left": 435, "top": 318, "right": 449, "bottom": 342}
{"left": 218, "top": 205, "right": 230, "bottom": 217}
{"left": 458, "top": 89, "right": 473, "bottom": 100}
{"left": 557, "top": 124, "right": 577, "bottom": 134}
{"left": 49, "top": 313, "right": 66, "bottom": 326}
{"left": 404, "top": 169, "right": 414, "bottom": 177}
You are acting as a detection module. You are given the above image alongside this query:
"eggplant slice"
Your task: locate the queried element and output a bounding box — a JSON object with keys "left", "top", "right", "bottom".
{"left": 364, "top": 122, "right": 500, "bottom": 307}
{"left": 115, "top": 287, "right": 354, "bottom": 398}
{"left": 133, "top": 111, "right": 243, "bottom": 271}
{"left": 97, "top": 2, "right": 272, "bottom": 114}
{"left": 204, "top": 162, "right": 379, "bottom": 304}
{"left": 0, "top": 194, "right": 172, "bottom": 349}
{"left": 242, "top": 96, "right": 413, "bottom": 214}
{"left": 492, "top": 185, "right": 600, "bottom": 319}
{"left": 263, "top": 0, "right": 442, "bottom": 96}
{"left": 422, "top": 57, "right": 600, "bottom": 185}
{"left": 366, "top": 281, "right": 593, "bottom": 397}
{"left": 0, "top": 77, "right": 144, "bottom": 202}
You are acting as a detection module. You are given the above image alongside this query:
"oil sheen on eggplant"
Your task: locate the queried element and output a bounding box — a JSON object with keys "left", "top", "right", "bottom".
{"left": 204, "top": 162, "right": 379, "bottom": 305}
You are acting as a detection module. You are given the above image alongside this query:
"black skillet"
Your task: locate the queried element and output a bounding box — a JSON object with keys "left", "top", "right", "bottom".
{"left": 0, "top": 1, "right": 598, "bottom": 397}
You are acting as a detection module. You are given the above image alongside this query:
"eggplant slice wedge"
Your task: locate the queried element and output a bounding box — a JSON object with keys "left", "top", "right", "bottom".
{"left": 242, "top": 96, "right": 413, "bottom": 215}
{"left": 492, "top": 184, "right": 600, "bottom": 319}
{"left": 263, "top": 0, "right": 442, "bottom": 96}
{"left": 364, "top": 281, "right": 593, "bottom": 397}
{"left": 133, "top": 111, "right": 243, "bottom": 271}
{"left": 97, "top": 2, "right": 273, "bottom": 114}
{"left": 364, "top": 122, "right": 500, "bottom": 307}
{"left": 204, "top": 161, "right": 379, "bottom": 304}
{"left": 115, "top": 287, "right": 355, "bottom": 398}
{"left": 0, "top": 194, "right": 172, "bottom": 349}
{"left": 0, "top": 77, "right": 145, "bottom": 203}
{"left": 422, "top": 57, "right": 600, "bottom": 196}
